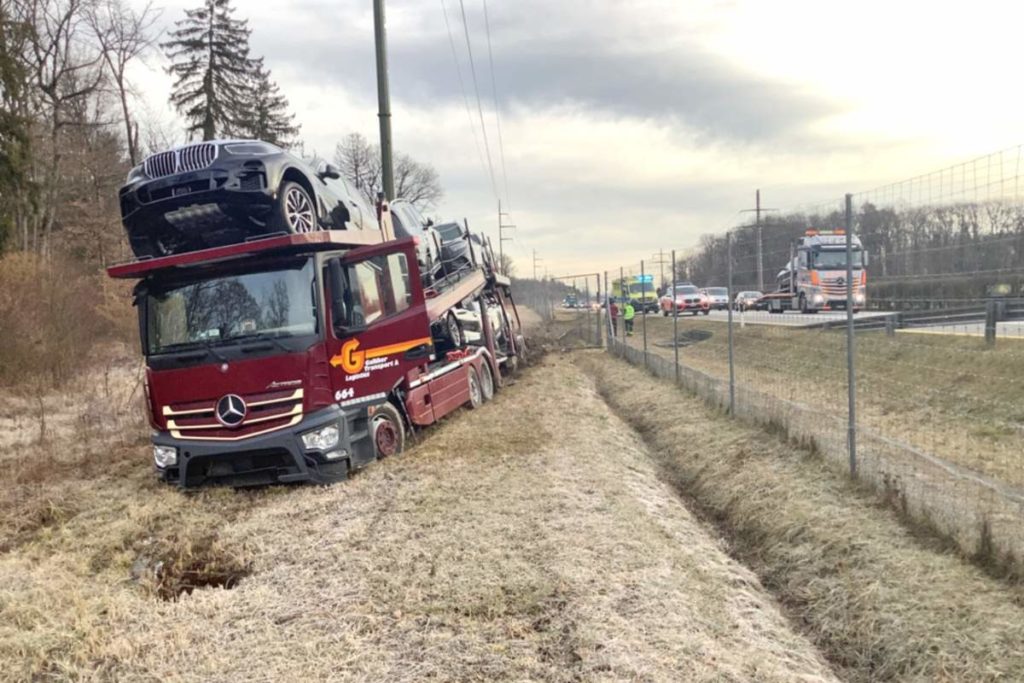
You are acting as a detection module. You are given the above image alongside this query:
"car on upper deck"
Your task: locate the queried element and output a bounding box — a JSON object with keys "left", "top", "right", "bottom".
{"left": 119, "top": 139, "right": 374, "bottom": 258}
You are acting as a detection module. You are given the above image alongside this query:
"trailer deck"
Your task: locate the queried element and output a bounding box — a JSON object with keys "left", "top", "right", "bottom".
{"left": 107, "top": 230, "right": 385, "bottom": 279}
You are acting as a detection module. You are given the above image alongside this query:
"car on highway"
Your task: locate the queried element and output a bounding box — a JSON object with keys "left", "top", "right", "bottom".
{"left": 702, "top": 287, "right": 730, "bottom": 310}
{"left": 391, "top": 199, "right": 443, "bottom": 283}
{"left": 660, "top": 283, "right": 710, "bottom": 316}
{"left": 119, "top": 139, "right": 373, "bottom": 258}
{"left": 733, "top": 290, "right": 764, "bottom": 311}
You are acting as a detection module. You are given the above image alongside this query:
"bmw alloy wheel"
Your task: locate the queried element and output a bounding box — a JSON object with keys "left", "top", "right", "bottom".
{"left": 284, "top": 186, "right": 316, "bottom": 232}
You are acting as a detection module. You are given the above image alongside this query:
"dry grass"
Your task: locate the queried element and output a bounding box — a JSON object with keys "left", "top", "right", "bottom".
{"left": 0, "top": 350, "right": 836, "bottom": 681}
{"left": 577, "top": 350, "right": 1024, "bottom": 682}
{"left": 620, "top": 314, "right": 1024, "bottom": 488}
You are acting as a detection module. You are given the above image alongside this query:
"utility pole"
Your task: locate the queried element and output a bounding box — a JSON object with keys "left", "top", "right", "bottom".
{"left": 650, "top": 249, "right": 670, "bottom": 291}
{"left": 498, "top": 200, "right": 515, "bottom": 273}
{"left": 373, "top": 0, "right": 394, "bottom": 199}
{"left": 740, "top": 189, "right": 778, "bottom": 292}
{"left": 533, "top": 249, "right": 542, "bottom": 280}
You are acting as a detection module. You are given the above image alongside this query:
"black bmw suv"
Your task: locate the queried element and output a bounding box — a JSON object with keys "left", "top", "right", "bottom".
{"left": 119, "top": 140, "right": 373, "bottom": 258}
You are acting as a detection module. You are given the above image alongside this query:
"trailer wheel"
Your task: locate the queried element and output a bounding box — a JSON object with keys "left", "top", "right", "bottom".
{"left": 371, "top": 403, "right": 405, "bottom": 458}
{"left": 467, "top": 367, "right": 483, "bottom": 409}
{"left": 480, "top": 362, "right": 495, "bottom": 401}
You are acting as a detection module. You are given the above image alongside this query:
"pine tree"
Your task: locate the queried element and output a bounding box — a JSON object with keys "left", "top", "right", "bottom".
{"left": 242, "top": 61, "right": 300, "bottom": 148}
{"left": 162, "top": 0, "right": 256, "bottom": 141}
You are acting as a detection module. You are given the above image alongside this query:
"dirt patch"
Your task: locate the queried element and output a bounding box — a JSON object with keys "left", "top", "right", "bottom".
{"left": 577, "top": 350, "right": 1024, "bottom": 682}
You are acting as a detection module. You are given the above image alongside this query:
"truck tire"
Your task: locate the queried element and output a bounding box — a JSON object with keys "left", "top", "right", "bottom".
{"left": 467, "top": 367, "right": 483, "bottom": 409}
{"left": 371, "top": 403, "right": 405, "bottom": 458}
{"left": 480, "top": 362, "right": 495, "bottom": 401}
{"left": 799, "top": 293, "right": 810, "bottom": 314}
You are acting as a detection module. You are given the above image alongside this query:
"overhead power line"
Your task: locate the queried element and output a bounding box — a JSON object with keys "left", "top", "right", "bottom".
{"left": 481, "top": 0, "right": 510, "bottom": 210}
{"left": 440, "top": 0, "right": 489, "bottom": 187}
{"left": 456, "top": 0, "right": 500, "bottom": 201}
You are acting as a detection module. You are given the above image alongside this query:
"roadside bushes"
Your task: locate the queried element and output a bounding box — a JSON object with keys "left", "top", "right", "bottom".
{"left": 0, "top": 252, "right": 134, "bottom": 386}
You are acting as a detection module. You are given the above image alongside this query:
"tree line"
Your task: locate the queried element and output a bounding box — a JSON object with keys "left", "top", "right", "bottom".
{"left": 682, "top": 201, "right": 1024, "bottom": 303}
{"left": 0, "top": 0, "right": 442, "bottom": 267}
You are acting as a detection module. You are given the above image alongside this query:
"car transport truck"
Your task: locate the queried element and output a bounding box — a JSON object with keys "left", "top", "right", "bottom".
{"left": 109, "top": 140, "right": 526, "bottom": 488}
{"left": 762, "top": 229, "right": 867, "bottom": 314}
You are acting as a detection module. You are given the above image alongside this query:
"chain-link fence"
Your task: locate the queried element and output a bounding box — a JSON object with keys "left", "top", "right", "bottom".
{"left": 597, "top": 146, "right": 1024, "bottom": 576}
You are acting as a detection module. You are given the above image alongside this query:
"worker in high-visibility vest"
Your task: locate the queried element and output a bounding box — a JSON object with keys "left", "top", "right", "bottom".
{"left": 623, "top": 301, "right": 635, "bottom": 336}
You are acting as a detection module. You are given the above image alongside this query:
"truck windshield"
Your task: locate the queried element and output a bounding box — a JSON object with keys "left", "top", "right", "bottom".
{"left": 629, "top": 283, "right": 653, "bottom": 294}
{"left": 812, "top": 249, "right": 863, "bottom": 270}
{"left": 146, "top": 258, "right": 318, "bottom": 355}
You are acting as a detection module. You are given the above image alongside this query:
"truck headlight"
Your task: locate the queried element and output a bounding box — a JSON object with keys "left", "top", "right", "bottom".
{"left": 813, "top": 294, "right": 824, "bottom": 304}
{"left": 301, "top": 424, "right": 340, "bottom": 451}
{"left": 153, "top": 445, "right": 178, "bottom": 468}
{"left": 855, "top": 292, "right": 865, "bottom": 303}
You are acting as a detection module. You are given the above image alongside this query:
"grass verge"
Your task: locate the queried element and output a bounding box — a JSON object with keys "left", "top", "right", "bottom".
{"left": 576, "top": 350, "right": 1024, "bottom": 682}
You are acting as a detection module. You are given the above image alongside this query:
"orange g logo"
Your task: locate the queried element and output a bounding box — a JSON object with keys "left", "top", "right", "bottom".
{"left": 330, "top": 339, "right": 366, "bottom": 374}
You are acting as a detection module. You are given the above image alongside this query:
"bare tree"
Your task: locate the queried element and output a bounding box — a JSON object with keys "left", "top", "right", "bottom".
{"left": 394, "top": 152, "right": 442, "bottom": 209}
{"left": 334, "top": 131, "right": 443, "bottom": 211}
{"left": 87, "top": 0, "right": 161, "bottom": 165}
{"left": 21, "top": 0, "right": 105, "bottom": 253}
{"left": 333, "top": 132, "right": 379, "bottom": 204}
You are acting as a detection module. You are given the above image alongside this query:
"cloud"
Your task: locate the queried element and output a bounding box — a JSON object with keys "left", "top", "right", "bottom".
{"left": 249, "top": 0, "right": 836, "bottom": 142}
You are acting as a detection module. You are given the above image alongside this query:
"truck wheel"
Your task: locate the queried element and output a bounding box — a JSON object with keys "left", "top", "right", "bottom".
{"left": 799, "top": 294, "right": 809, "bottom": 314}
{"left": 371, "top": 403, "right": 405, "bottom": 458}
{"left": 467, "top": 367, "right": 483, "bottom": 409}
{"left": 480, "top": 362, "right": 495, "bottom": 401}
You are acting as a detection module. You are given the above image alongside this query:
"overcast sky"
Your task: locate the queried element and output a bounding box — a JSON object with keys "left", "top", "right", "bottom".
{"left": 130, "top": 0, "right": 1024, "bottom": 276}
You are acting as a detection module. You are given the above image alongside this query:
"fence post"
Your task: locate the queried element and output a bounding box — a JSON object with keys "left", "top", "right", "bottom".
{"left": 845, "top": 193, "right": 858, "bottom": 477}
{"left": 885, "top": 314, "right": 896, "bottom": 337}
{"left": 641, "top": 260, "right": 648, "bottom": 368}
{"left": 985, "top": 298, "right": 997, "bottom": 346}
{"left": 595, "top": 274, "right": 602, "bottom": 346}
{"left": 619, "top": 266, "right": 626, "bottom": 351}
{"left": 672, "top": 249, "right": 679, "bottom": 385}
{"left": 727, "top": 231, "right": 735, "bottom": 415}
{"left": 603, "top": 271, "right": 611, "bottom": 351}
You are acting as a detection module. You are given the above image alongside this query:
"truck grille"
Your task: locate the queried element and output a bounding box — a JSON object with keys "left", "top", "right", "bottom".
{"left": 162, "top": 388, "right": 303, "bottom": 441}
{"left": 143, "top": 143, "right": 217, "bottom": 179}
{"left": 821, "top": 277, "right": 863, "bottom": 298}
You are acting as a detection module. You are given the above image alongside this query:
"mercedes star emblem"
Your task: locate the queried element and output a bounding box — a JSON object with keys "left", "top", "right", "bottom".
{"left": 215, "top": 394, "right": 247, "bottom": 428}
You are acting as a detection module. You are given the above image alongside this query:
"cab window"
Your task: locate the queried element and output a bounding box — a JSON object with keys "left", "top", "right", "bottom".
{"left": 327, "top": 252, "right": 413, "bottom": 334}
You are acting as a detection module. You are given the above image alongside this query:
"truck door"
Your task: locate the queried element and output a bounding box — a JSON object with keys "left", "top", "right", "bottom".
{"left": 323, "top": 241, "right": 431, "bottom": 411}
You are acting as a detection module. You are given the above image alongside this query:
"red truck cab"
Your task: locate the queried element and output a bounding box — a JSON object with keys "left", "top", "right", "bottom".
{"left": 109, "top": 229, "right": 524, "bottom": 487}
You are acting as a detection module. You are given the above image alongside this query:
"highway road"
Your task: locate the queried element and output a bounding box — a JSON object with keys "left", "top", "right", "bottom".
{"left": 643, "top": 308, "right": 892, "bottom": 328}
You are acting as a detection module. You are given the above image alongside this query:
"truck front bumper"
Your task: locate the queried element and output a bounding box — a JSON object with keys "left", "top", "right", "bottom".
{"left": 152, "top": 405, "right": 375, "bottom": 488}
